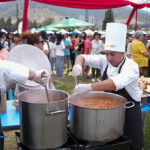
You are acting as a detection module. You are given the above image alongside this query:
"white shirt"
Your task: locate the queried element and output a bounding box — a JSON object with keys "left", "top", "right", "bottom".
{"left": 43, "top": 42, "right": 49, "bottom": 52}
{"left": 0, "top": 60, "right": 29, "bottom": 92}
{"left": 82, "top": 54, "right": 141, "bottom": 102}
{"left": 49, "top": 42, "right": 56, "bottom": 57}
{"left": 91, "top": 40, "right": 103, "bottom": 55}
{"left": 55, "top": 41, "right": 65, "bottom": 56}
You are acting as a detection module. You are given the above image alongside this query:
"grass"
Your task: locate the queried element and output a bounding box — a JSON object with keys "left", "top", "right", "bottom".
{"left": 3, "top": 75, "right": 150, "bottom": 150}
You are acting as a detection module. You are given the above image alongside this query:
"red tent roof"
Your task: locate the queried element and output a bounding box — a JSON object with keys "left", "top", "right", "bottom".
{"left": 22, "top": 0, "right": 150, "bottom": 31}
{"left": 31, "top": 0, "right": 131, "bottom": 9}
{"left": 0, "top": 0, "right": 15, "bottom": 2}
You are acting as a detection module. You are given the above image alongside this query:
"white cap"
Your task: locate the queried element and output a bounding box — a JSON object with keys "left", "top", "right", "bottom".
{"left": 105, "top": 23, "right": 127, "bottom": 52}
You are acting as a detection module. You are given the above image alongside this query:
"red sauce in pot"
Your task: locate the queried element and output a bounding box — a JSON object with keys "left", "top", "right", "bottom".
{"left": 71, "top": 97, "right": 124, "bottom": 109}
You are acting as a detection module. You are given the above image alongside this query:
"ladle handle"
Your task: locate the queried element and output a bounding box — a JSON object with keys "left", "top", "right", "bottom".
{"left": 75, "top": 77, "right": 78, "bottom": 86}
{"left": 44, "top": 85, "right": 51, "bottom": 102}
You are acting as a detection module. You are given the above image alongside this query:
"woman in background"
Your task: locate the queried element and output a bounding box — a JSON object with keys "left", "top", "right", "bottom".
{"left": 91, "top": 32, "right": 103, "bottom": 82}
{"left": 55, "top": 34, "right": 65, "bottom": 77}
{"left": 49, "top": 36, "right": 56, "bottom": 75}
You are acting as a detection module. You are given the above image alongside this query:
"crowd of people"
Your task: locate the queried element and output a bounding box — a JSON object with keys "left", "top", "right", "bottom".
{"left": 0, "top": 30, "right": 105, "bottom": 81}
{"left": 0, "top": 29, "right": 150, "bottom": 80}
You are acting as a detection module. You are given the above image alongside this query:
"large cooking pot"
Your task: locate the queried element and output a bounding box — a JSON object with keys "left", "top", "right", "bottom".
{"left": 18, "top": 89, "right": 69, "bottom": 150}
{"left": 69, "top": 91, "right": 130, "bottom": 143}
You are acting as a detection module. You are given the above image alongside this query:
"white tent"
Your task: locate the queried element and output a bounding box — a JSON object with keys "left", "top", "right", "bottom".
{"left": 98, "top": 30, "right": 105, "bottom": 35}
{"left": 13, "top": 30, "right": 18, "bottom": 34}
{"left": 84, "top": 29, "right": 94, "bottom": 36}
{"left": 56, "top": 29, "right": 69, "bottom": 34}
{"left": 46, "top": 30, "right": 54, "bottom": 34}
{"left": 1, "top": 29, "right": 7, "bottom": 34}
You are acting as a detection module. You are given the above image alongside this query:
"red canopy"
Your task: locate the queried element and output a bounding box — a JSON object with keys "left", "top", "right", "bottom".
{"left": 32, "top": 0, "right": 131, "bottom": 9}
{"left": 0, "top": 0, "right": 16, "bottom": 2}
{"left": 22, "top": 0, "right": 150, "bottom": 32}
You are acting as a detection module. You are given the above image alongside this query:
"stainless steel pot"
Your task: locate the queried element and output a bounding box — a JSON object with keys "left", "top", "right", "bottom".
{"left": 18, "top": 89, "right": 69, "bottom": 150}
{"left": 69, "top": 92, "right": 127, "bottom": 143}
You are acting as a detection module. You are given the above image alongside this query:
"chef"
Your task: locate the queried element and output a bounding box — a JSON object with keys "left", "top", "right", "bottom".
{"left": 0, "top": 59, "right": 49, "bottom": 147}
{"left": 72, "top": 23, "right": 143, "bottom": 150}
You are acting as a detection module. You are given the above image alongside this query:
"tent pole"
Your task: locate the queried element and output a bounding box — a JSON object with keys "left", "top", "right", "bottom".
{"left": 126, "top": 7, "right": 136, "bottom": 29}
{"left": 135, "top": 9, "right": 138, "bottom": 31}
{"left": 22, "top": 0, "right": 29, "bottom": 32}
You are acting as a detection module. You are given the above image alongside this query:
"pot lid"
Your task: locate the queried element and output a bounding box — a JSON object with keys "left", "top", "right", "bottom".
{"left": 7, "top": 44, "right": 51, "bottom": 88}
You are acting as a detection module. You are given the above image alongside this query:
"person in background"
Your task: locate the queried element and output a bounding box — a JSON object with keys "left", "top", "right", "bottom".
{"left": 82, "top": 33, "right": 93, "bottom": 79}
{"left": 142, "top": 33, "right": 149, "bottom": 46}
{"left": 49, "top": 36, "right": 56, "bottom": 75}
{"left": 91, "top": 32, "right": 103, "bottom": 82}
{"left": 13, "top": 33, "right": 21, "bottom": 47}
{"left": 100, "top": 34, "right": 106, "bottom": 54}
{"left": 73, "top": 23, "right": 143, "bottom": 150}
{"left": 145, "top": 34, "right": 150, "bottom": 76}
{"left": 55, "top": 34, "right": 65, "bottom": 77}
{"left": 74, "top": 35, "right": 80, "bottom": 59}
{"left": 6, "top": 32, "right": 15, "bottom": 51}
{"left": 14, "top": 32, "right": 55, "bottom": 96}
{"left": 70, "top": 33, "right": 76, "bottom": 68}
{"left": 1, "top": 32, "right": 8, "bottom": 50}
{"left": 0, "top": 42, "right": 9, "bottom": 60}
{"left": 131, "top": 30, "right": 149, "bottom": 77}
{"left": 75, "top": 35, "right": 82, "bottom": 59}
{"left": 126, "top": 36, "right": 134, "bottom": 59}
{"left": 40, "top": 31, "right": 50, "bottom": 56}
{"left": 20, "top": 32, "right": 44, "bottom": 52}
{"left": 63, "top": 34, "right": 72, "bottom": 74}
{"left": 79, "top": 32, "right": 86, "bottom": 54}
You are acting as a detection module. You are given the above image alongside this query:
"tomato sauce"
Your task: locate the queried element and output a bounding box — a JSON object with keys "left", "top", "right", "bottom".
{"left": 71, "top": 96, "right": 124, "bottom": 109}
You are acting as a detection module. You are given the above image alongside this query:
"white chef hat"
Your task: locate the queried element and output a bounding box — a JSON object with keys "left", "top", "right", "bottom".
{"left": 105, "top": 23, "right": 127, "bottom": 52}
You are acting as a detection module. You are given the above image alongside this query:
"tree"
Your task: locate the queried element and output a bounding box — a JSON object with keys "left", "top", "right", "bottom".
{"left": 0, "top": 17, "right": 5, "bottom": 30}
{"left": 102, "top": 9, "right": 115, "bottom": 30}
{"left": 43, "top": 17, "right": 54, "bottom": 26}
{"left": 5, "top": 17, "right": 12, "bottom": 32}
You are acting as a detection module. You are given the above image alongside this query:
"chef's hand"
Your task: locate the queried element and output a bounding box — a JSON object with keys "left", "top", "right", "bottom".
{"left": 73, "top": 84, "right": 92, "bottom": 95}
{"left": 33, "top": 69, "right": 49, "bottom": 85}
{"left": 72, "top": 64, "right": 82, "bottom": 77}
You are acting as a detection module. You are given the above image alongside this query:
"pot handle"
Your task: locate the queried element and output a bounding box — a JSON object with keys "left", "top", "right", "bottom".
{"left": 125, "top": 101, "right": 135, "bottom": 109}
{"left": 45, "top": 110, "right": 66, "bottom": 115}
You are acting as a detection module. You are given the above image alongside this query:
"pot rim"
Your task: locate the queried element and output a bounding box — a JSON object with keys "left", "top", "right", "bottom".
{"left": 18, "top": 89, "right": 70, "bottom": 104}
{"left": 69, "top": 91, "right": 127, "bottom": 110}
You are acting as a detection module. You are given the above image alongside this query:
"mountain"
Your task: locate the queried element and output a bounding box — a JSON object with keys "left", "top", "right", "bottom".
{"left": 0, "top": 0, "right": 149, "bottom": 27}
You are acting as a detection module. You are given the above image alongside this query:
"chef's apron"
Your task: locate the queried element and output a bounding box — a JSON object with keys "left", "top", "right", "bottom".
{"left": 102, "top": 59, "right": 144, "bottom": 150}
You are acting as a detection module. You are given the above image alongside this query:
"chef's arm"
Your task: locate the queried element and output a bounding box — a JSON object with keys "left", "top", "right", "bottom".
{"left": 91, "top": 79, "right": 116, "bottom": 91}
{"left": 75, "top": 55, "right": 85, "bottom": 66}
{"left": 6, "top": 69, "right": 38, "bottom": 91}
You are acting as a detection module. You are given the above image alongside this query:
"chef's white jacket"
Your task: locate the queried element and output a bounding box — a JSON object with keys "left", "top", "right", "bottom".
{"left": 0, "top": 60, "right": 29, "bottom": 92}
{"left": 82, "top": 54, "right": 141, "bottom": 102}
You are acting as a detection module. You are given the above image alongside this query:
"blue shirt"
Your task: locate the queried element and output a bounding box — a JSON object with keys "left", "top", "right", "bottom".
{"left": 63, "top": 39, "right": 72, "bottom": 56}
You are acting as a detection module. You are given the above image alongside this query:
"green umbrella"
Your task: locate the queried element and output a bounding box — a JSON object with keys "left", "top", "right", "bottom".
{"left": 49, "top": 17, "right": 94, "bottom": 28}
{"left": 36, "top": 26, "right": 58, "bottom": 32}
{"left": 45, "top": 25, "right": 59, "bottom": 31}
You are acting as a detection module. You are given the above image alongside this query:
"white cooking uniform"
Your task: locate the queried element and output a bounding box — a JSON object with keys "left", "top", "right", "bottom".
{"left": 0, "top": 60, "right": 29, "bottom": 92}
{"left": 82, "top": 54, "right": 141, "bottom": 102}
